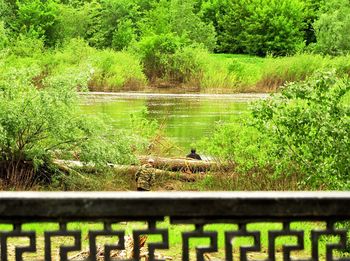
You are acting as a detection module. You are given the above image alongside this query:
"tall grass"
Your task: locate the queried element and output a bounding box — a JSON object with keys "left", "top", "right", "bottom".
{"left": 89, "top": 49, "right": 146, "bottom": 91}
{"left": 0, "top": 38, "right": 147, "bottom": 92}
{"left": 201, "top": 53, "right": 350, "bottom": 92}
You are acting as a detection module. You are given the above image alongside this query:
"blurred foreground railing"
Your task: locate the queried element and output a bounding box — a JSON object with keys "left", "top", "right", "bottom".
{"left": 1, "top": 192, "right": 350, "bottom": 261}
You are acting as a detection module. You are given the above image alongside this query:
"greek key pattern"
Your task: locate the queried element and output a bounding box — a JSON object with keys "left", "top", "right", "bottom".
{"left": 1, "top": 219, "right": 350, "bottom": 261}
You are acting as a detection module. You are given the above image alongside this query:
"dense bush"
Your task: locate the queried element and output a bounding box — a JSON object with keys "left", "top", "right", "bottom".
{"left": 200, "top": 71, "right": 350, "bottom": 189}
{"left": 199, "top": 0, "right": 227, "bottom": 52}
{"left": 252, "top": 71, "right": 350, "bottom": 189}
{"left": 218, "top": 0, "right": 306, "bottom": 56}
{"left": 313, "top": 0, "right": 350, "bottom": 55}
{"left": 9, "top": 33, "right": 45, "bottom": 57}
{"left": 198, "top": 119, "right": 273, "bottom": 173}
{"left": 0, "top": 67, "right": 135, "bottom": 187}
{"left": 135, "top": 33, "right": 206, "bottom": 84}
{"left": 0, "top": 0, "right": 16, "bottom": 30}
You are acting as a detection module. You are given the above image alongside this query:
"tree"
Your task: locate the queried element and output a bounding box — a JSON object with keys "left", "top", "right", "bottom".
{"left": 139, "top": 0, "right": 216, "bottom": 51}
{"left": 199, "top": 0, "right": 227, "bottom": 52}
{"left": 52, "top": 2, "right": 93, "bottom": 43}
{"left": 314, "top": 0, "right": 350, "bottom": 55}
{"left": 87, "top": 0, "right": 140, "bottom": 49}
{"left": 302, "top": 0, "right": 323, "bottom": 45}
{"left": 13, "top": 0, "right": 59, "bottom": 46}
{"left": 218, "top": 0, "right": 306, "bottom": 56}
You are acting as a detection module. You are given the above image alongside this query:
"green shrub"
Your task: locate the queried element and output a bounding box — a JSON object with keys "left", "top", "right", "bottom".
{"left": 42, "top": 38, "right": 146, "bottom": 91}
{"left": 199, "top": 0, "right": 227, "bottom": 52}
{"left": 129, "top": 108, "right": 159, "bottom": 153}
{"left": 87, "top": 0, "right": 140, "bottom": 49}
{"left": 135, "top": 33, "right": 184, "bottom": 81}
{"left": 136, "top": 33, "right": 206, "bottom": 84}
{"left": 198, "top": 119, "right": 273, "bottom": 173}
{"left": 9, "top": 33, "right": 44, "bottom": 57}
{"left": 0, "top": 67, "right": 135, "bottom": 187}
{"left": 0, "top": 0, "right": 16, "bottom": 28}
{"left": 252, "top": 71, "right": 350, "bottom": 189}
{"left": 169, "top": 46, "right": 207, "bottom": 84}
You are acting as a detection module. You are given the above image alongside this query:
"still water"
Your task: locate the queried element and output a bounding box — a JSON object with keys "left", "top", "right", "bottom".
{"left": 81, "top": 93, "right": 267, "bottom": 151}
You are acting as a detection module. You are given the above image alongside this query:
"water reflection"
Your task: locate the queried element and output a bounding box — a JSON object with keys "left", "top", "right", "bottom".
{"left": 81, "top": 93, "right": 266, "bottom": 150}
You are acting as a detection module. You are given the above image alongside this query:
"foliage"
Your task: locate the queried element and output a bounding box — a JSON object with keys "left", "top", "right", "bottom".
{"left": 52, "top": 2, "right": 93, "bottom": 44}
{"left": 140, "top": 0, "right": 216, "bottom": 50}
{"left": 87, "top": 0, "right": 140, "bottom": 49}
{"left": 129, "top": 108, "right": 159, "bottom": 153}
{"left": 302, "top": 0, "right": 323, "bottom": 45}
{"left": 218, "top": 0, "right": 306, "bottom": 56}
{"left": 313, "top": 0, "right": 350, "bottom": 55}
{"left": 199, "top": 0, "right": 227, "bottom": 52}
{"left": 168, "top": 46, "right": 207, "bottom": 84}
{"left": 252, "top": 71, "right": 350, "bottom": 189}
{"left": 13, "top": 0, "right": 59, "bottom": 46}
{"left": 38, "top": 38, "right": 146, "bottom": 91}
{"left": 0, "top": 0, "right": 16, "bottom": 29}
{"left": 1, "top": 0, "right": 349, "bottom": 57}
{"left": 0, "top": 67, "right": 135, "bottom": 185}
{"left": 135, "top": 33, "right": 206, "bottom": 84}
{"left": 169, "top": 0, "right": 216, "bottom": 51}
{"left": 9, "top": 33, "right": 45, "bottom": 57}
{"left": 90, "top": 48, "right": 146, "bottom": 90}
{"left": 0, "top": 21, "right": 8, "bottom": 49}
{"left": 111, "top": 19, "right": 136, "bottom": 51}
{"left": 198, "top": 119, "right": 273, "bottom": 173}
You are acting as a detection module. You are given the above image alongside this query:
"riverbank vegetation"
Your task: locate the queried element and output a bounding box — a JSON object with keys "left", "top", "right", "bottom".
{"left": 1, "top": 0, "right": 350, "bottom": 92}
{"left": 199, "top": 71, "right": 350, "bottom": 190}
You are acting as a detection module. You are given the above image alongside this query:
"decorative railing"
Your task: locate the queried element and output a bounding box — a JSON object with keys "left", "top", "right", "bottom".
{"left": 0, "top": 192, "right": 350, "bottom": 261}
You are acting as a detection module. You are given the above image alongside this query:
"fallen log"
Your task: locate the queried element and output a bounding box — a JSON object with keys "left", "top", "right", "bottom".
{"left": 53, "top": 160, "right": 199, "bottom": 182}
{"left": 137, "top": 156, "right": 228, "bottom": 172}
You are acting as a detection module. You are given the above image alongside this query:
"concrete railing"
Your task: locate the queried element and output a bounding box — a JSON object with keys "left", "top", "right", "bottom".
{"left": 0, "top": 192, "right": 350, "bottom": 260}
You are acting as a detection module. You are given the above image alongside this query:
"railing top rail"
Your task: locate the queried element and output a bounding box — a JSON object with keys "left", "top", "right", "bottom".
{"left": 2, "top": 191, "right": 350, "bottom": 199}
{"left": 0, "top": 191, "right": 349, "bottom": 222}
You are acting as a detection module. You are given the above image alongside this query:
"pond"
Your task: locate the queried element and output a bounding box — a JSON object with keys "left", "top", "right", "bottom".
{"left": 81, "top": 93, "right": 267, "bottom": 154}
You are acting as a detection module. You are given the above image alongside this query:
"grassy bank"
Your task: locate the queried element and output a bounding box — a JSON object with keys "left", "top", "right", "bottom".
{"left": 2, "top": 38, "right": 350, "bottom": 93}
{"left": 201, "top": 53, "right": 350, "bottom": 92}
